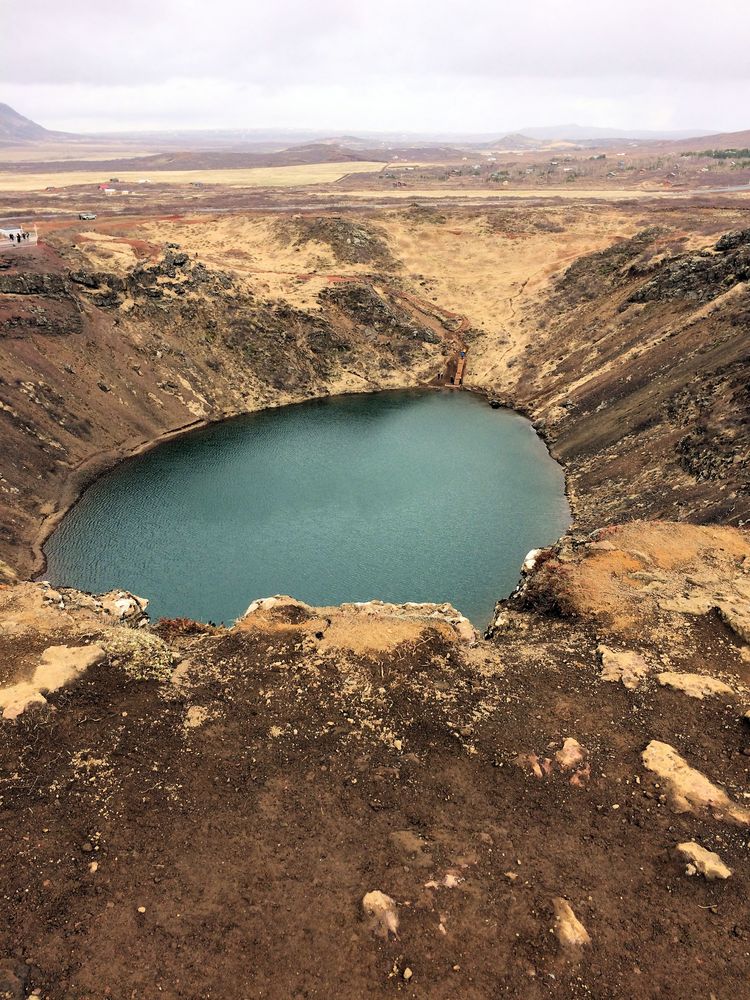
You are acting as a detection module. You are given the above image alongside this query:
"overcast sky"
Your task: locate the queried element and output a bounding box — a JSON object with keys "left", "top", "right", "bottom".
{"left": 3, "top": 0, "right": 750, "bottom": 134}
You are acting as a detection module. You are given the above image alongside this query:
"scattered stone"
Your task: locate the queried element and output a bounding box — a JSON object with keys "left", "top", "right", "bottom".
{"left": 552, "top": 898, "right": 591, "bottom": 950}
{"left": 362, "top": 890, "right": 399, "bottom": 938}
{"left": 597, "top": 645, "right": 649, "bottom": 689}
{"left": 642, "top": 741, "right": 750, "bottom": 824}
{"left": 515, "top": 752, "right": 546, "bottom": 779}
{"left": 425, "top": 872, "right": 462, "bottom": 890}
{"left": 569, "top": 765, "right": 591, "bottom": 787}
{"left": 100, "top": 590, "right": 149, "bottom": 622}
{"left": 676, "top": 842, "right": 732, "bottom": 880}
{"left": 657, "top": 672, "right": 734, "bottom": 700}
{"left": 555, "top": 738, "right": 586, "bottom": 772}
{"left": 403, "top": 967, "right": 413, "bottom": 981}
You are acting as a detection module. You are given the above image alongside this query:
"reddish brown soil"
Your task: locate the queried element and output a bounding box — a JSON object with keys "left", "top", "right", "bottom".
{"left": 1, "top": 526, "right": 749, "bottom": 998}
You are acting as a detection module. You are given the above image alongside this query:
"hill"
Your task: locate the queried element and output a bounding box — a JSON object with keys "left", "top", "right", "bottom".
{"left": 0, "top": 103, "right": 54, "bottom": 143}
{"left": 0, "top": 103, "right": 79, "bottom": 145}
{"left": 659, "top": 126, "right": 750, "bottom": 152}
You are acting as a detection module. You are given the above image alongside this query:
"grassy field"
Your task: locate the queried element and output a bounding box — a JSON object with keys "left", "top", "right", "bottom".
{"left": 0, "top": 141, "right": 158, "bottom": 163}
{"left": 0, "top": 161, "right": 385, "bottom": 192}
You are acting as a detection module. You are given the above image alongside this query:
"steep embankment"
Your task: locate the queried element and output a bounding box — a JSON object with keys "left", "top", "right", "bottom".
{"left": 0, "top": 236, "right": 454, "bottom": 577}
{"left": 3, "top": 208, "right": 749, "bottom": 582}
{"left": 493, "top": 225, "right": 750, "bottom": 529}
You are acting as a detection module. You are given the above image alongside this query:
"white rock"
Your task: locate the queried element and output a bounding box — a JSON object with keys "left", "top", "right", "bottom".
{"left": 362, "top": 890, "right": 399, "bottom": 937}
{"left": 642, "top": 740, "right": 750, "bottom": 825}
{"left": 552, "top": 898, "right": 591, "bottom": 949}
{"left": 657, "top": 672, "right": 733, "bottom": 700}
{"left": 676, "top": 841, "right": 732, "bottom": 880}
{"left": 597, "top": 645, "right": 649, "bottom": 690}
{"left": 523, "top": 548, "right": 542, "bottom": 573}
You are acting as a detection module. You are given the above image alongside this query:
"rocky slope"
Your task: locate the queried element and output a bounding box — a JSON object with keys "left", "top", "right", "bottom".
{"left": 0, "top": 236, "right": 454, "bottom": 577}
{"left": 495, "top": 225, "right": 750, "bottom": 530}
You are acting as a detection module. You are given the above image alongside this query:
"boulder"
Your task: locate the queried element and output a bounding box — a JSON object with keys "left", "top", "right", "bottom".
{"left": 657, "top": 672, "right": 734, "bottom": 700}
{"left": 642, "top": 740, "right": 750, "bottom": 824}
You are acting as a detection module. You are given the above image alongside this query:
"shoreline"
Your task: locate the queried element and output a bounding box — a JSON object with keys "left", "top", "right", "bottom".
{"left": 29, "top": 378, "right": 433, "bottom": 580}
{"left": 30, "top": 381, "right": 573, "bottom": 611}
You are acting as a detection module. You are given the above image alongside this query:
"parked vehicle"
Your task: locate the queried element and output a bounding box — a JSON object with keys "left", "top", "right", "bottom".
{"left": 78, "top": 212, "right": 97, "bottom": 221}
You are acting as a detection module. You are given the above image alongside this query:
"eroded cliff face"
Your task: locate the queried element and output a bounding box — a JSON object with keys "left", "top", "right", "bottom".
{"left": 502, "top": 226, "right": 750, "bottom": 529}
{"left": 2, "top": 207, "right": 748, "bottom": 578}
{"left": 0, "top": 236, "right": 454, "bottom": 576}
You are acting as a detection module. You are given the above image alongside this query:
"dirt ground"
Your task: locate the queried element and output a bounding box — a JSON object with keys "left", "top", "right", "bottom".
{"left": 1, "top": 523, "right": 749, "bottom": 998}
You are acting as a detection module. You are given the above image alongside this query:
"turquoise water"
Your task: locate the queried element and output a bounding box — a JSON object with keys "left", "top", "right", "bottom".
{"left": 45, "top": 390, "right": 570, "bottom": 627}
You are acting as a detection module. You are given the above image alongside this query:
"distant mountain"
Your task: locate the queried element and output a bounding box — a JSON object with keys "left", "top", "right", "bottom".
{"left": 514, "top": 123, "right": 715, "bottom": 142}
{"left": 0, "top": 103, "right": 73, "bottom": 144}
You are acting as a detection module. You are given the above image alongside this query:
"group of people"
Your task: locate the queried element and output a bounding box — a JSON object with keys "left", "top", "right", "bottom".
{"left": 7, "top": 230, "right": 31, "bottom": 244}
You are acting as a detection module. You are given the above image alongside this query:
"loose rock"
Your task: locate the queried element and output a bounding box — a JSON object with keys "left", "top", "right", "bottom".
{"left": 597, "top": 645, "right": 649, "bottom": 689}
{"left": 676, "top": 841, "right": 732, "bottom": 880}
{"left": 552, "top": 898, "right": 591, "bottom": 950}
{"left": 362, "top": 890, "right": 399, "bottom": 938}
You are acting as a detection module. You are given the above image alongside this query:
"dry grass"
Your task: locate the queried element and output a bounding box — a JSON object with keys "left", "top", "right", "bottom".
{"left": 122, "top": 205, "right": 635, "bottom": 375}
{"left": 0, "top": 161, "right": 385, "bottom": 192}
{"left": 0, "top": 141, "right": 157, "bottom": 163}
{"left": 336, "top": 186, "right": 746, "bottom": 202}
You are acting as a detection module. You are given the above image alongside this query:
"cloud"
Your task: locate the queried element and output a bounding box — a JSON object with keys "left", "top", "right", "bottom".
{"left": 2, "top": 0, "right": 749, "bottom": 132}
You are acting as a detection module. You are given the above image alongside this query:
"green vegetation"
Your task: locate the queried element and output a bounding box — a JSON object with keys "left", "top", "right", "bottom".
{"left": 686, "top": 148, "right": 750, "bottom": 160}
